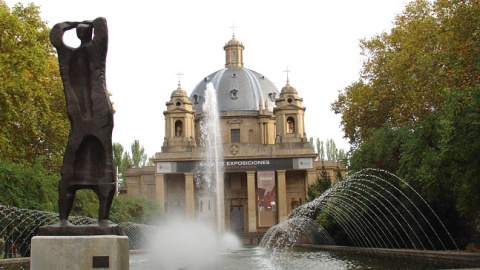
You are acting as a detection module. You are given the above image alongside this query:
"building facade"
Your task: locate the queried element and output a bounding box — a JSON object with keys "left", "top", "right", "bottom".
{"left": 124, "top": 37, "right": 346, "bottom": 242}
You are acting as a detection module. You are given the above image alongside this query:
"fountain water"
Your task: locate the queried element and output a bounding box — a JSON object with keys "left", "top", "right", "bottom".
{"left": 196, "top": 82, "right": 225, "bottom": 233}
{"left": 0, "top": 204, "right": 96, "bottom": 258}
{"left": 143, "top": 218, "right": 241, "bottom": 270}
{"left": 0, "top": 204, "right": 152, "bottom": 257}
{"left": 1, "top": 202, "right": 475, "bottom": 270}
{"left": 260, "top": 216, "right": 335, "bottom": 249}
{"left": 134, "top": 82, "right": 240, "bottom": 270}
{"left": 261, "top": 168, "right": 459, "bottom": 252}
{"left": 118, "top": 222, "right": 156, "bottom": 250}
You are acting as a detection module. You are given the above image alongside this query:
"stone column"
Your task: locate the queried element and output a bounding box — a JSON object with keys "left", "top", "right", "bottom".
{"left": 168, "top": 118, "right": 174, "bottom": 138}
{"left": 277, "top": 170, "right": 288, "bottom": 222}
{"left": 246, "top": 171, "right": 257, "bottom": 232}
{"left": 185, "top": 173, "right": 194, "bottom": 220}
{"left": 298, "top": 113, "right": 305, "bottom": 138}
{"left": 155, "top": 173, "right": 165, "bottom": 209}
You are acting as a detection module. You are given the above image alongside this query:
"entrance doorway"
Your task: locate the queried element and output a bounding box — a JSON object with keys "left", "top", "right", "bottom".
{"left": 230, "top": 205, "right": 244, "bottom": 233}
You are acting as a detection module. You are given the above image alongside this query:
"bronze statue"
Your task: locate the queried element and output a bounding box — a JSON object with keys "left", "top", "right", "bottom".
{"left": 42, "top": 17, "right": 117, "bottom": 233}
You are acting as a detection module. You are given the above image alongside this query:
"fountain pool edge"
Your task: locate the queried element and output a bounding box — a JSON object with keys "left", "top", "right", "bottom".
{"left": 298, "top": 244, "right": 480, "bottom": 264}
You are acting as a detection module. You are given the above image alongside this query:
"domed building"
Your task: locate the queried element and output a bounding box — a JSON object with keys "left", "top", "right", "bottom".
{"left": 124, "top": 36, "right": 345, "bottom": 244}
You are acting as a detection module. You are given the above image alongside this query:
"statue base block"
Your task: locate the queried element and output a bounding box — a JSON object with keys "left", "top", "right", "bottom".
{"left": 30, "top": 235, "right": 129, "bottom": 270}
{"left": 37, "top": 224, "right": 123, "bottom": 236}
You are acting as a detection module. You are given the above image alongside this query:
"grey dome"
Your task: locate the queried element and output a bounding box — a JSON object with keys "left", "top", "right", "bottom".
{"left": 189, "top": 67, "right": 279, "bottom": 114}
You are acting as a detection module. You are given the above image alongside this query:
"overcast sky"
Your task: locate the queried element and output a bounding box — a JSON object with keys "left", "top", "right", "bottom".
{"left": 6, "top": 0, "right": 410, "bottom": 158}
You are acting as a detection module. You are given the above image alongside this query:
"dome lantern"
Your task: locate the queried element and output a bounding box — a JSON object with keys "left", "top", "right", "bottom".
{"left": 224, "top": 37, "right": 244, "bottom": 68}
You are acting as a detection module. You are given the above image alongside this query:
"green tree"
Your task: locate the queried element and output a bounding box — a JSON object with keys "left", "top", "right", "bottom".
{"left": 325, "top": 139, "right": 335, "bottom": 161}
{"left": 311, "top": 138, "right": 347, "bottom": 162}
{"left": 316, "top": 138, "right": 325, "bottom": 161}
{"left": 110, "top": 196, "right": 164, "bottom": 225}
{"left": 307, "top": 164, "right": 331, "bottom": 201}
{"left": 70, "top": 189, "right": 100, "bottom": 218}
{"left": 0, "top": 1, "right": 68, "bottom": 172}
{"left": 112, "top": 143, "right": 124, "bottom": 169}
{"left": 325, "top": 139, "right": 348, "bottom": 161}
{"left": 332, "top": 0, "right": 480, "bottom": 147}
{"left": 147, "top": 154, "right": 155, "bottom": 166}
{"left": 399, "top": 91, "right": 480, "bottom": 247}
{"left": 335, "top": 167, "right": 344, "bottom": 182}
{"left": 0, "top": 158, "right": 57, "bottom": 211}
{"left": 348, "top": 124, "right": 410, "bottom": 173}
{"left": 113, "top": 140, "right": 151, "bottom": 187}
{"left": 331, "top": 0, "right": 480, "bottom": 248}
{"left": 131, "top": 139, "right": 147, "bottom": 168}
{"left": 347, "top": 102, "right": 480, "bottom": 248}
{"left": 121, "top": 151, "right": 132, "bottom": 170}
{"left": 113, "top": 142, "right": 130, "bottom": 186}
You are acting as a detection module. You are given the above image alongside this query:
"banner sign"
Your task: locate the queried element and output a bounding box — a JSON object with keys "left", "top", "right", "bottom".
{"left": 156, "top": 162, "right": 175, "bottom": 173}
{"left": 224, "top": 159, "right": 291, "bottom": 171}
{"left": 156, "top": 158, "right": 313, "bottom": 173}
{"left": 294, "top": 158, "right": 314, "bottom": 169}
{"left": 257, "top": 171, "right": 276, "bottom": 212}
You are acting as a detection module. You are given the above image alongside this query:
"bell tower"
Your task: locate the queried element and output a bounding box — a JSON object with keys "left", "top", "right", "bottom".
{"left": 273, "top": 81, "right": 306, "bottom": 143}
{"left": 163, "top": 84, "right": 196, "bottom": 151}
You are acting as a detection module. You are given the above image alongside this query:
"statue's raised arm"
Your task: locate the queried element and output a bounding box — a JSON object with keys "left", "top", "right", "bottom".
{"left": 49, "top": 21, "right": 80, "bottom": 50}
{"left": 92, "top": 17, "right": 108, "bottom": 44}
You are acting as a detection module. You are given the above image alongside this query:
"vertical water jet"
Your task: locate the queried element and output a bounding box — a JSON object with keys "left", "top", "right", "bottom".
{"left": 199, "top": 82, "right": 225, "bottom": 233}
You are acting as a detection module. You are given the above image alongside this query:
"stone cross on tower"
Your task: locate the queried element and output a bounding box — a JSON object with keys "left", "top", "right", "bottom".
{"left": 230, "top": 22, "right": 237, "bottom": 38}
{"left": 283, "top": 67, "right": 292, "bottom": 84}
{"left": 176, "top": 71, "right": 184, "bottom": 87}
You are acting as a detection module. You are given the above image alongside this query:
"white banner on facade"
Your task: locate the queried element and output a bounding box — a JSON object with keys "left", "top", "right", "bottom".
{"left": 257, "top": 171, "right": 276, "bottom": 212}
{"left": 156, "top": 162, "right": 174, "bottom": 173}
{"left": 295, "top": 158, "right": 314, "bottom": 169}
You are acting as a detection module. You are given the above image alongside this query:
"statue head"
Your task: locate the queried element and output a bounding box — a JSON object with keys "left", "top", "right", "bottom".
{"left": 76, "top": 23, "right": 93, "bottom": 44}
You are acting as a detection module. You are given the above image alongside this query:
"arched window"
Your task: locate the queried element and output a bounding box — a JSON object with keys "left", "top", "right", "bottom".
{"left": 175, "top": 120, "right": 183, "bottom": 137}
{"left": 287, "top": 117, "right": 295, "bottom": 133}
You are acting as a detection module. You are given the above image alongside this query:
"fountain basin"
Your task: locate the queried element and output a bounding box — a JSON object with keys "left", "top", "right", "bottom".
{"left": 129, "top": 247, "right": 480, "bottom": 270}
{"left": 2, "top": 246, "right": 478, "bottom": 269}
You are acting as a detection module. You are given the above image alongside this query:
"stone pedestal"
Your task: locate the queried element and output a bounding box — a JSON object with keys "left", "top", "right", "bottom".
{"left": 31, "top": 235, "right": 129, "bottom": 270}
